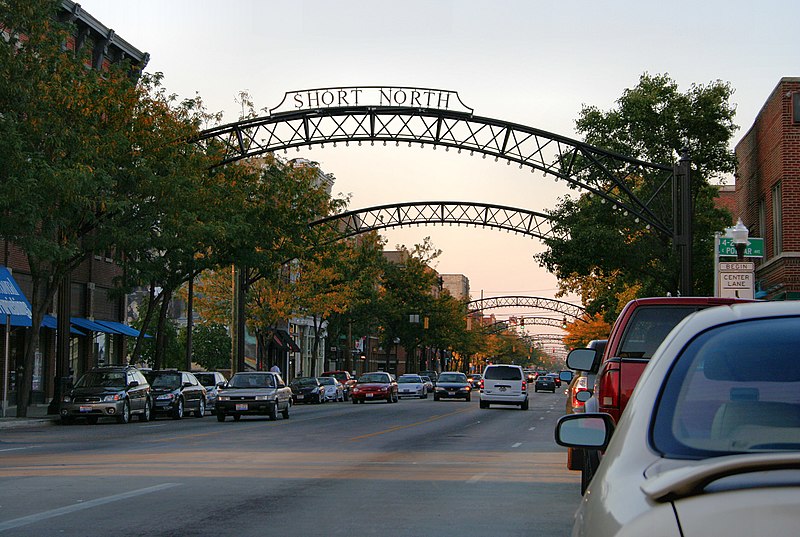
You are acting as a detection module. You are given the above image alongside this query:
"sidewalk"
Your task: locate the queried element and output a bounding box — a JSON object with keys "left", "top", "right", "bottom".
{"left": 0, "top": 404, "right": 59, "bottom": 429}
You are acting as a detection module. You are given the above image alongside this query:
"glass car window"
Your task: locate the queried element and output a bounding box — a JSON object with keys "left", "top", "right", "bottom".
{"left": 653, "top": 316, "right": 800, "bottom": 458}
{"left": 229, "top": 374, "right": 275, "bottom": 388}
{"left": 484, "top": 366, "right": 522, "bottom": 381}
{"left": 438, "top": 373, "right": 466, "bottom": 383}
{"left": 152, "top": 373, "right": 181, "bottom": 389}
{"left": 75, "top": 371, "right": 126, "bottom": 389}
{"left": 359, "top": 373, "right": 388, "bottom": 383}
{"left": 619, "top": 306, "right": 698, "bottom": 359}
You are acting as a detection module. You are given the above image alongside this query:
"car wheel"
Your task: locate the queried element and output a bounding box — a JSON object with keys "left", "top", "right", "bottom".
{"left": 582, "top": 450, "right": 600, "bottom": 493}
{"left": 281, "top": 402, "right": 290, "bottom": 420}
{"left": 352, "top": 397, "right": 358, "bottom": 404}
{"left": 87, "top": 416, "right": 99, "bottom": 425}
{"left": 466, "top": 394, "right": 471, "bottom": 402}
{"left": 479, "top": 400, "right": 488, "bottom": 409}
{"left": 268, "top": 404, "right": 278, "bottom": 421}
{"left": 138, "top": 399, "right": 151, "bottom": 422}
{"left": 232, "top": 414, "right": 241, "bottom": 421}
{"left": 172, "top": 397, "right": 184, "bottom": 420}
{"left": 60, "top": 416, "right": 73, "bottom": 425}
{"left": 521, "top": 398, "right": 529, "bottom": 410}
{"left": 534, "top": 388, "right": 539, "bottom": 392}
{"left": 434, "top": 394, "right": 440, "bottom": 401}
{"left": 216, "top": 412, "right": 226, "bottom": 422}
{"left": 196, "top": 398, "right": 205, "bottom": 418}
{"left": 116, "top": 400, "right": 131, "bottom": 424}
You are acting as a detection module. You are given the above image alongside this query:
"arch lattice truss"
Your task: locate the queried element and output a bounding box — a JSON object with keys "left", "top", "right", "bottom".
{"left": 482, "top": 317, "right": 566, "bottom": 334}
{"left": 467, "top": 296, "right": 586, "bottom": 321}
{"left": 310, "top": 201, "right": 555, "bottom": 241}
{"left": 197, "top": 89, "right": 675, "bottom": 236}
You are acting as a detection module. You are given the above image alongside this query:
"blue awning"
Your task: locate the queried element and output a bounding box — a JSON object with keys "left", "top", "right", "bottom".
{"left": 0, "top": 266, "right": 32, "bottom": 327}
{"left": 41, "top": 315, "right": 86, "bottom": 336}
{"left": 70, "top": 317, "right": 124, "bottom": 334}
{"left": 94, "top": 320, "right": 144, "bottom": 337}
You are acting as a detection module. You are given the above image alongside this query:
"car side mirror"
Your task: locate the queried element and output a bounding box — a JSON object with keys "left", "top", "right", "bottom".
{"left": 575, "top": 390, "right": 592, "bottom": 403}
{"left": 566, "top": 348, "right": 598, "bottom": 372}
{"left": 277, "top": 382, "right": 286, "bottom": 388}
{"left": 555, "top": 413, "right": 615, "bottom": 450}
{"left": 559, "top": 371, "right": 574, "bottom": 383}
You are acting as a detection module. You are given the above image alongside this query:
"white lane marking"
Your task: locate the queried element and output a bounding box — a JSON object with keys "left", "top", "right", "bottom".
{"left": 528, "top": 427, "right": 536, "bottom": 431}
{"left": 0, "top": 483, "right": 180, "bottom": 532}
{"left": 539, "top": 416, "right": 545, "bottom": 420}
{"left": 511, "top": 442, "right": 522, "bottom": 448}
{"left": 138, "top": 423, "right": 168, "bottom": 428}
{"left": 0, "top": 446, "right": 39, "bottom": 452}
{"left": 467, "top": 472, "right": 487, "bottom": 483}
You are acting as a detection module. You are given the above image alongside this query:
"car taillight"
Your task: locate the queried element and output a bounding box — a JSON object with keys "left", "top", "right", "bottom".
{"left": 479, "top": 379, "right": 484, "bottom": 390}
{"left": 521, "top": 380, "right": 527, "bottom": 392}
{"left": 598, "top": 363, "right": 620, "bottom": 410}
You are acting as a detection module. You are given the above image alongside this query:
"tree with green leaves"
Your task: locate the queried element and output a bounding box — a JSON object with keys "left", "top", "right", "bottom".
{"left": 536, "top": 73, "right": 738, "bottom": 318}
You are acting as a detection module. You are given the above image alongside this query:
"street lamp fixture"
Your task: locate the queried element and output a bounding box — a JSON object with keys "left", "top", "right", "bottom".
{"left": 731, "top": 218, "right": 749, "bottom": 261}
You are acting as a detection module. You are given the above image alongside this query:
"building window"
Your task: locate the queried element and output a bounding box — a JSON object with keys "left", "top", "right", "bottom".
{"left": 794, "top": 92, "right": 800, "bottom": 124}
{"left": 758, "top": 197, "right": 766, "bottom": 238}
{"left": 772, "top": 182, "right": 783, "bottom": 256}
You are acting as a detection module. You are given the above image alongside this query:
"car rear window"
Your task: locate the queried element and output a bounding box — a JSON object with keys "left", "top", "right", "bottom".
{"left": 619, "top": 306, "right": 701, "bottom": 359}
{"left": 438, "top": 373, "right": 466, "bottom": 383}
{"left": 484, "top": 366, "right": 522, "bottom": 381}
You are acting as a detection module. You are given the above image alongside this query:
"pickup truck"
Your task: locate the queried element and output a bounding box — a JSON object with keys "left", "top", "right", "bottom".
{"left": 566, "top": 296, "right": 752, "bottom": 492}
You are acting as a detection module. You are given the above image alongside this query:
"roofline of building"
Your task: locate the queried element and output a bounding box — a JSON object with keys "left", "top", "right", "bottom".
{"left": 736, "top": 77, "right": 800, "bottom": 149}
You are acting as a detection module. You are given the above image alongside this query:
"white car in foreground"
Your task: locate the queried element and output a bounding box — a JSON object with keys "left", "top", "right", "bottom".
{"left": 556, "top": 300, "right": 800, "bottom": 537}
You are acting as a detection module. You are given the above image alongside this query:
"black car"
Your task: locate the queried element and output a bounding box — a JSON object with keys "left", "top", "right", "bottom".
{"left": 148, "top": 370, "right": 206, "bottom": 419}
{"left": 534, "top": 375, "right": 556, "bottom": 393}
{"left": 290, "top": 377, "right": 326, "bottom": 404}
{"left": 60, "top": 366, "right": 152, "bottom": 424}
{"left": 433, "top": 372, "right": 472, "bottom": 401}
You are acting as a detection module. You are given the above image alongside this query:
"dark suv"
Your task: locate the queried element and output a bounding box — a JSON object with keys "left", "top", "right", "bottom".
{"left": 60, "top": 366, "right": 151, "bottom": 424}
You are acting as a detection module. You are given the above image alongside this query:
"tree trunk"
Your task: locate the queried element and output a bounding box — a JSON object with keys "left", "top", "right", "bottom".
{"left": 130, "top": 283, "right": 159, "bottom": 364}
{"left": 153, "top": 288, "right": 172, "bottom": 370}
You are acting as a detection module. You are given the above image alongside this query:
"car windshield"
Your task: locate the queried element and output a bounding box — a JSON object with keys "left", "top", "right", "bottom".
{"left": 653, "top": 316, "right": 800, "bottom": 457}
{"left": 75, "top": 371, "right": 126, "bottom": 389}
{"left": 484, "top": 366, "right": 522, "bottom": 381}
{"left": 619, "top": 306, "right": 700, "bottom": 359}
{"left": 194, "top": 374, "right": 218, "bottom": 387}
{"left": 151, "top": 373, "right": 181, "bottom": 389}
{"left": 359, "top": 373, "right": 389, "bottom": 384}
{"left": 229, "top": 374, "right": 275, "bottom": 389}
{"left": 318, "top": 377, "right": 335, "bottom": 385}
{"left": 438, "top": 373, "right": 466, "bottom": 383}
{"left": 398, "top": 376, "right": 421, "bottom": 384}
{"left": 291, "top": 377, "right": 318, "bottom": 387}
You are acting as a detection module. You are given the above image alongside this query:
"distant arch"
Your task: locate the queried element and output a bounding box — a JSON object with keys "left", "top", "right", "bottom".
{"left": 468, "top": 296, "right": 586, "bottom": 321}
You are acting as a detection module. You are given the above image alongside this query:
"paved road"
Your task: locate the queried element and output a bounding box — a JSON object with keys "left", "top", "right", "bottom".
{"left": 0, "top": 389, "right": 580, "bottom": 536}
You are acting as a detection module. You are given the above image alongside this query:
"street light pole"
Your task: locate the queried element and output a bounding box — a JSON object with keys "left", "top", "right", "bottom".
{"left": 731, "top": 218, "right": 749, "bottom": 262}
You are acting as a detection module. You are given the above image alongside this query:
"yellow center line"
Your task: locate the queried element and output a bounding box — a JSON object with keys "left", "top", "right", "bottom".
{"left": 349, "top": 407, "right": 472, "bottom": 441}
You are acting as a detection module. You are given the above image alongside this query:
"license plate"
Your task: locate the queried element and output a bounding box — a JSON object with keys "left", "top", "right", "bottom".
{"left": 297, "top": 395, "right": 304, "bottom": 400}
{"left": 366, "top": 393, "right": 373, "bottom": 398}
{"left": 79, "top": 406, "right": 92, "bottom": 413}
{"left": 235, "top": 403, "right": 248, "bottom": 411}
{"left": 499, "top": 386, "right": 507, "bottom": 392}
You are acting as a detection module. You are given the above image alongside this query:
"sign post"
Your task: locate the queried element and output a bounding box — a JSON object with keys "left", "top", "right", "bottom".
{"left": 713, "top": 234, "right": 763, "bottom": 298}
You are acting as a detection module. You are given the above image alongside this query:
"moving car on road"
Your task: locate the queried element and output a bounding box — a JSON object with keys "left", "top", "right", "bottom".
{"left": 480, "top": 364, "right": 528, "bottom": 410}
{"left": 534, "top": 375, "right": 556, "bottom": 393}
{"left": 433, "top": 372, "right": 471, "bottom": 401}
{"left": 290, "top": 377, "right": 326, "bottom": 404}
{"left": 320, "top": 370, "right": 356, "bottom": 400}
{"left": 318, "top": 376, "right": 345, "bottom": 402}
{"left": 397, "top": 374, "right": 427, "bottom": 399}
{"left": 351, "top": 372, "right": 398, "bottom": 404}
{"left": 216, "top": 372, "right": 292, "bottom": 421}
{"left": 556, "top": 300, "right": 800, "bottom": 536}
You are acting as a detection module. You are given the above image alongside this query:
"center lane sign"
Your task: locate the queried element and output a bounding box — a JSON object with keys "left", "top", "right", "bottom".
{"left": 718, "top": 262, "right": 755, "bottom": 299}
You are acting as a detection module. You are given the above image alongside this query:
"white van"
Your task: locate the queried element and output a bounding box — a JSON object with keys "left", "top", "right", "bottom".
{"left": 480, "top": 364, "right": 528, "bottom": 410}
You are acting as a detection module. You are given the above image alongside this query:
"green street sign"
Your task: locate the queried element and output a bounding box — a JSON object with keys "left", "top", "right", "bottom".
{"left": 718, "top": 237, "right": 764, "bottom": 257}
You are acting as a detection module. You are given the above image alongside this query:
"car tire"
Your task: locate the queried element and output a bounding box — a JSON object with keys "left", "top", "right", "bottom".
{"left": 352, "top": 398, "right": 358, "bottom": 404}
{"left": 479, "top": 400, "right": 488, "bottom": 409}
{"left": 233, "top": 414, "right": 241, "bottom": 421}
{"left": 434, "top": 394, "right": 440, "bottom": 401}
{"left": 534, "top": 388, "right": 539, "bottom": 392}
{"left": 521, "top": 398, "right": 529, "bottom": 410}
{"left": 116, "top": 400, "right": 131, "bottom": 424}
{"left": 172, "top": 398, "right": 184, "bottom": 420}
{"left": 466, "top": 394, "right": 471, "bottom": 402}
{"left": 60, "top": 416, "right": 74, "bottom": 425}
{"left": 216, "top": 412, "right": 226, "bottom": 422}
{"left": 138, "top": 399, "right": 151, "bottom": 422}
{"left": 582, "top": 450, "right": 600, "bottom": 493}
{"left": 196, "top": 398, "right": 205, "bottom": 418}
{"left": 281, "top": 403, "right": 290, "bottom": 420}
{"left": 268, "top": 404, "right": 278, "bottom": 421}
{"left": 87, "top": 416, "right": 99, "bottom": 425}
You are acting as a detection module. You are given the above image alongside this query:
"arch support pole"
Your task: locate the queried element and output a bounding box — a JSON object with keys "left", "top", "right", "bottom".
{"left": 673, "top": 149, "right": 693, "bottom": 296}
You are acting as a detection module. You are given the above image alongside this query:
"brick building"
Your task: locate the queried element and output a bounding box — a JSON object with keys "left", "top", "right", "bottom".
{"left": 1, "top": 1, "right": 148, "bottom": 410}
{"left": 735, "top": 77, "right": 800, "bottom": 300}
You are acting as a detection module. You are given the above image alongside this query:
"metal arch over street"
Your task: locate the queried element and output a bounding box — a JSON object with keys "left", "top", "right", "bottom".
{"left": 481, "top": 317, "right": 567, "bottom": 335}
{"left": 196, "top": 86, "right": 676, "bottom": 237}
{"left": 309, "top": 201, "right": 556, "bottom": 242}
{"left": 468, "top": 296, "right": 586, "bottom": 321}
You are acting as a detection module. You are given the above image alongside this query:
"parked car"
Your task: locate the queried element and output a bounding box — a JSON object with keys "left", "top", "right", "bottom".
{"left": 318, "top": 376, "right": 345, "bottom": 402}
{"left": 216, "top": 371, "right": 292, "bottom": 421}
{"left": 556, "top": 300, "right": 800, "bottom": 536}
{"left": 433, "top": 372, "right": 471, "bottom": 401}
{"left": 193, "top": 371, "right": 228, "bottom": 413}
{"left": 149, "top": 370, "right": 206, "bottom": 419}
{"left": 351, "top": 372, "right": 398, "bottom": 404}
{"left": 320, "top": 370, "right": 356, "bottom": 400}
{"left": 397, "top": 374, "right": 427, "bottom": 399}
{"left": 420, "top": 375, "right": 434, "bottom": 393}
{"left": 569, "top": 297, "right": 753, "bottom": 489}
{"left": 480, "top": 364, "right": 528, "bottom": 410}
{"left": 290, "top": 377, "right": 326, "bottom": 404}
{"left": 534, "top": 375, "right": 556, "bottom": 393}
{"left": 60, "top": 366, "right": 151, "bottom": 424}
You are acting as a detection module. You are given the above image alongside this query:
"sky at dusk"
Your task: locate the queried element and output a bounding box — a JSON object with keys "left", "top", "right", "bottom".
{"left": 78, "top": 0, "right": 799, "bottom": 334}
